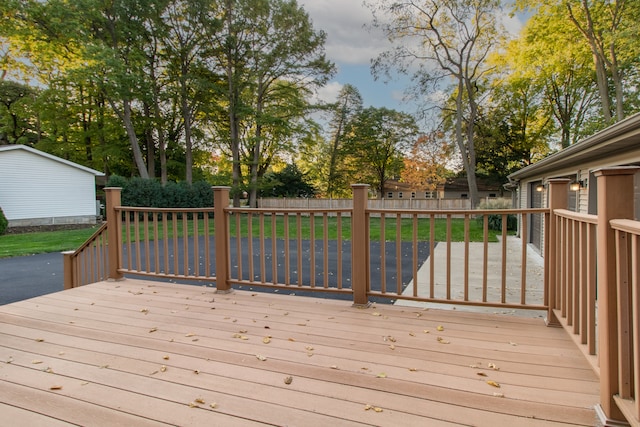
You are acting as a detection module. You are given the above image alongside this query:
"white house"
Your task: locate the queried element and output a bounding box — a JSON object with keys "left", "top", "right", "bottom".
{"left": 0, "top": 145, "right": 105, "bottom": 227}
{"left": 507, "top": 112, "right": 640, "bottom": 251}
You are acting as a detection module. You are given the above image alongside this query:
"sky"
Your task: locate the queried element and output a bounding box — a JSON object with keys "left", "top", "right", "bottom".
{"left": 297, "top": 0, "right": 526, "bottom": 116}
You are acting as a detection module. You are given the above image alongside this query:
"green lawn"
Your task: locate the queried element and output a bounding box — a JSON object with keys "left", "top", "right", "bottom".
{"left": 1, "top": 214, "right": 505, "bottom": 258}
{"left": 0, "top": 226, "right": 101, "bottom": 258}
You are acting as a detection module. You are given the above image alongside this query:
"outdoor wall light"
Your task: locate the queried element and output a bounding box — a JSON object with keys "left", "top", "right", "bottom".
{"left": 570, "top": 180, "right": 587, "bottom": 191}
{"left": 535, "top": 184, "right": 544, "bottom": 192}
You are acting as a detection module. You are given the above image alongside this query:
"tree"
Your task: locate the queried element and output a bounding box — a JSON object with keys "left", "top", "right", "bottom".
{"left": 369, "top": 0, "right": 503, "bottom": 208}
{"left": 325, "top": 84, "right": 362, "bottom": 198}
{"left": 0, "top": 80, "right": 38, "bottom": 145}
{"left": 259, "top": 163, "right": 316, "bottom": 198}
{"left": 343, "top": 107, "right": 418, "bottom": 198}
{"left": 401, "top": 133, "right": 450, "bottom": 192}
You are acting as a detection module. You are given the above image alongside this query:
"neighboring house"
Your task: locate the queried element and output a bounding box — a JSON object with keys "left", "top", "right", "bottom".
{"left": 0, "top": 145, "right": 105, "bottom": 227}
{"left": 507, "top": 111, "right": 640, "bottom": 252}
{"left": 382, "top": 177, "right": 503, "bottom": 200}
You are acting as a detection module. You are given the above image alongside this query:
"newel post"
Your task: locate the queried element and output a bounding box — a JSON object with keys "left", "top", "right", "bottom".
{"left": 351, "top": 184, "right": 370, "bottom": 307}
{"left": 105, "top": 187, "right": 124, "bottom": 281}
{"left": 213, "top": 187, "right": 231, "bottom": 293}
{"left": 594, "top": 167, "right": 639, "bottom": 424}
{"left": 546, "top": 178, "right": 570, "bottom": 327}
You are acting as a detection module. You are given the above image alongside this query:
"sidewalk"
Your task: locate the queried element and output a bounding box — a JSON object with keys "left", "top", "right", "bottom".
{"left": 394, "top": 235, "right": 546, "bottom": 318}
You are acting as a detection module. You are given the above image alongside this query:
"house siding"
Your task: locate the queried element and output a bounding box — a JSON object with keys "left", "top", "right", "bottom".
{"left": 0, "top": 148, "right": 101, "bottom": 225}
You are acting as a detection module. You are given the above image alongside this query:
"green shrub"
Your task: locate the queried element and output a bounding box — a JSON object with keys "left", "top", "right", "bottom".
{"left": 0, "top": 206, "right": 8, "bottom": 235}
{"left": 105, "top": 176, "right": 213, "bottom": 209}
{"left": 477, "top": 198, "right": 517, "bottom": 232}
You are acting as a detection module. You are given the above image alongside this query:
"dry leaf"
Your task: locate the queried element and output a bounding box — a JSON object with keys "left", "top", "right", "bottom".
{"left": 488, "top": 363, "right": 500, "bottom": 370}
{"left": 149, "top": 327, "right": 158, "bottom": 333}
{"left": 373, "top": 407, "right": 383, "bottom": 413}
{"left": 477, "top": 372, "right": 488, "bottom": 377}
{"left": 493, "top": 392, "right": 505, "bottom": 398}
{"left": 436, "top": 325, "right": 444, "bottom": 331}
{"left": 409, "top": 368, "right": 417, "bottom": 372}
{"left": 195, "top": 398, "right": 205, "bottom": 404}
{"left": 509, "top": 342, "right": 518, "bottom": 346}
{"left": 50, "top": 385, "right": 63, "bottom": 390}
{"left": 44, "top": 367, "right": 54, "bottom": 373}
{"left": 487, "top": 380, "right": 501, "bottom": 388}
{"left": 330, "top": 365, "right": 339, "bottom": 369}
{"left": 376, "top": 373, "right": 387, "bottom": 378}
{"left": 163, "top": 355, "right": 169, "bottom": 360}
{"left": 35, "top": 338, "right": 44, "bottom": 342}
{"left": 423, "top": 329, "right": 430, "bottom": 334}
{"left": 409, "top": 332, "right": 415, "bottom": 337}
{"left": 284, "top": 376, "right": 293, "bottom": 385}
{"left": 160, "top": 365, "right": 167, "bottom": 372}
{"left": 262, "top": 337, "right": 271, "bottom": 344}
{"left": 188, "top": 402, "right": 198, "bottom": 408}
{"left": 140, "top": 308, "right": 149, "bottom": 314}
{"left": 31, "top": 360, "right": 43, "bottom": 364}
{"left": 372, "top": 312, "right": 381, "bottom": 316}
{"left": 185, "top": 333, "right": 195, "bottom": 337}
{"left": 256, "top": 354, "right": 267, "bottom": 361}
{"left": 436, "top": 336, "right": 450, "bottom": 344}
{"left": 305, "top": 346, "right": 314, "bottom": 351}
{"left": 389, "top": 344, "right": 395, "bottom": 350}
{"left": 209, "top": 403, "right": 218, "bottom": 409}
{"left": 288, "top": 337, "right": 296, "bottom": 342}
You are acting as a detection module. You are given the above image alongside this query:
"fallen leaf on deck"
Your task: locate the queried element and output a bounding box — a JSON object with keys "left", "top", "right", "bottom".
{"left": 50, "top": 385, "right": 62, "bottom": 390}
{"left": 35, "top": 338, "right": 44, "bottom": 342}
{"left": 372, "top": 312, "right": 381, "bottom": 316}
{"left": 389, "top": 344, "right": 395, "bottom": 350}
{"left": 194, "top": 398, "right": 205, "bottom": 404}
{"left": 487, "top": 380, "right": 500, "bottom": 388}
{"left": 288, "top": 337, "right": 296, "bottom": 342}
{"left": 209, "top": 403, "right": 218, "bottom": 409}
{"left": 436, "top": 325, "right": 444, "bottom": 331}
{"left": 409, "top": 332, "right": 415, "bottom": 337}
{"left": 160, "top": 365, "right": 167, "bottom": 372}
{"left": 256, "top": 354, "right": 267, "bottom": 361}
{"left": 509, "top": 342, "right": 518, "bottom": 346}
{"left": 163, "top": 355, "right": 169, "bottom": 360}
{"left": 140, "top": 308, "right": 149, "bottom": 314}
{"left": 149, "top": 327, "right": 158, "bottom": 333}
{"left": 436, "top": 337, "right": 450, "bottom": 344}
{"left": 330, "top": 365, "right": 339, "bottom": 369}
{"left": 185, "top": 333, "right": 195, "bottom": 337}
{"left": 376, "top": 373, "right": 387, "bottom": 378}
{"left": 423, "top": 330, "right": 430, "bottom": 334}
{"left": 488, "top": 363, "right": 500, "bottom": 370}
{"left": 31, "top": 360, "right": 43, "bottom": 364}
{"left": 493, "top": 392, "right": 505, "bottom": 398}
{"left": 284, "top": 376, "right": 293, "bottom": 384}
{"left": 305, "top": 346, "right": 314, "bottom": 351}
{"left": 262, "top": 337, "right": 271, "bottom": 344}
{"left": 477, "top": 372, "right": 487, "bottom": 377}
{"left": 409, "top": 368, "right": 417, "bottom": 372}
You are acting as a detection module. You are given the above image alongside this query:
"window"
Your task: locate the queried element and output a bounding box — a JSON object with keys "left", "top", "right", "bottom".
{"left": 387, "top": 192, "right": 393, "bottom": 198}
{"left": 411, "top": 192, "right": 416, "bottom": 198}
{"left": 489, "top": 193, "right": 496, "bottom": 198}
{"left": 461, "top": 193, "right": 468, "bottom": 199}
{"left": 425, "top": 192, "right": 434, "bottom": 199}
{"left": 398, "top": 192, "right": 403, "bottom": 198}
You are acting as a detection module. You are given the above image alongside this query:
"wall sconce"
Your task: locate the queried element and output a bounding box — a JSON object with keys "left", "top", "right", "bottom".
{"left": 570, "top": 180, "right": 587, "bottom": 191}
{"left": 535, "top": 184, "right": 544, "bottom": 192}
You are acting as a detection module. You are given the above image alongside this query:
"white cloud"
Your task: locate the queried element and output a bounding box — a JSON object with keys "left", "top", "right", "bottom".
{"left": 312, "top": 81, "right": 344, "bottom": 104}
{"left": 299, "top": 0, "right": 389, "bottom": 65}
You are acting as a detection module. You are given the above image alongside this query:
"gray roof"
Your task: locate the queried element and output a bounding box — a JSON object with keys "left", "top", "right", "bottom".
{"left": 0, "top": 144, "right": 105, "bottom": 176}
{"left": 508, "top": 112, "right": 640, "bottom": 181}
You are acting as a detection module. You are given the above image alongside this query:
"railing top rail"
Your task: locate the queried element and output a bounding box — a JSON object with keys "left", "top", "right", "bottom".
{"left": 70, "top": 222, "right": 108, "bottom": 257}
{"left": 115, "top": 206, "right": 216, "bottom": 213}
{"left": 366, "top": 207, "right": 550, "bottom": 215}
{"left": 554, "top": 208, "right": 598, "bottom": 225}
{"left": 225, "top": 207, "right": 352, "bottom": 214}
{"left": 610, "top": 218, "right": 640, "bottom": 235}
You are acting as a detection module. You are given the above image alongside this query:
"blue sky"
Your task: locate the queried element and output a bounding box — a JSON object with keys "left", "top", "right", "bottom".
{"left": 298, "top": 0, "right": 525, "bottom": 117}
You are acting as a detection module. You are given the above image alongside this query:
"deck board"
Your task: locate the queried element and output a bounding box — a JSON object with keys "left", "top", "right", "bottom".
{"left": 0, "top": 279, "right": 599, "bottom": 426}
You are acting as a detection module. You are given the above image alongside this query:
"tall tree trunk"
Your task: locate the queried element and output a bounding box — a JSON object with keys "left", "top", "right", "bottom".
{"left": 226, "top": 0, "right": 242, "bottom": 207}
{"left": 108, "top": 97, "right": 149, "bottom": 179}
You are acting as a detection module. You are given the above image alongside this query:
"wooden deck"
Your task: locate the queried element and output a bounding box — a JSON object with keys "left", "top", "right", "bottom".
{"left": 0, "top": 279, "right": 599, "bottom": 426}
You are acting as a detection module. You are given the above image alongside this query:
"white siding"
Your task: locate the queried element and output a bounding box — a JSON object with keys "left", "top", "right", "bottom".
{"left": 0, "top": 149, "right": 98, "bottom": 221}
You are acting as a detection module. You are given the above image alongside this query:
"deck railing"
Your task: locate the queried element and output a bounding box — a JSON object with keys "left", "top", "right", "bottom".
{"left": 65, "top": 167, "right": 640, "bottom": 426}
{"left": 62, "top": 222, "right": 109, "bottom": 289}
{"left": 547, "top": 168, "right": 640, "bottom": 426}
